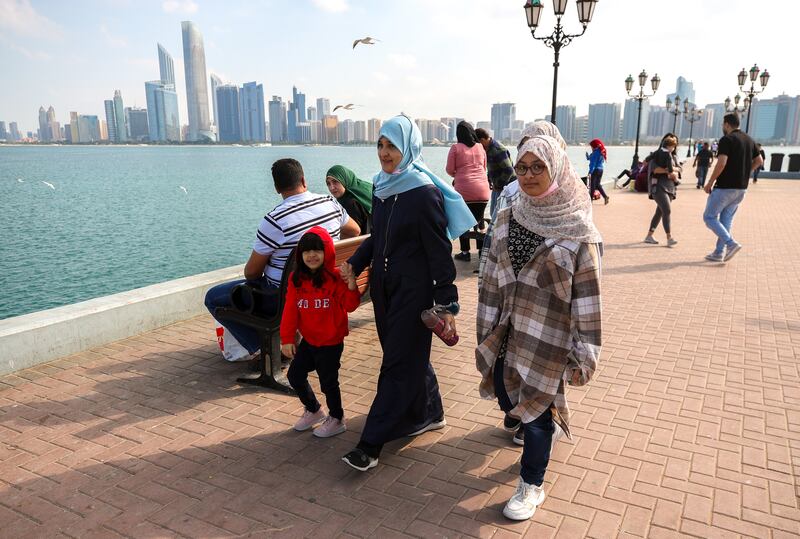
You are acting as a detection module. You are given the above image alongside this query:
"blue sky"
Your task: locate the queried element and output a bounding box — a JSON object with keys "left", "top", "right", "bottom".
{"left": 1, "top": 0, "right": 796, "bottom": 133}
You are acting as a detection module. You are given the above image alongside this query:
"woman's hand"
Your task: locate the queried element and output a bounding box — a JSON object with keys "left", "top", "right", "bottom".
{"left": 441, "top": 312, "right": 457, "bottom": 339}
{"left": 281, "top": 343, "right": 296, "bottom": 359}
{"left": 339, "top": 262, "right": 353, "bottom": 282}
{"left": 569, "top": 368, "right": 582, "bottom": 386}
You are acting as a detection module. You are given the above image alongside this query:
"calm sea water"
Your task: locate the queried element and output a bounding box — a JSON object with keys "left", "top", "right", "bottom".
{"left": 1, "top": 143, "right": 796, "bottom": 319}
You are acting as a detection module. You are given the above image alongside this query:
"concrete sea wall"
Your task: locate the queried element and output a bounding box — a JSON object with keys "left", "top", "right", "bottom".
{"left": 0, "top": 265, "right": 243, "bottom": 374}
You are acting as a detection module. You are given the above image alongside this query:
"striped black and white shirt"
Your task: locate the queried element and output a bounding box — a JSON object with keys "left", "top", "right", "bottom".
{"left": 254, "top": 191, "right": 349, "bottom": 286}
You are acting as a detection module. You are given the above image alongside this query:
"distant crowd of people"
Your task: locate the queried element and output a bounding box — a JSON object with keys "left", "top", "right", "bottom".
{"left": 204, "top": 109, "right": 762, "bottom": 523}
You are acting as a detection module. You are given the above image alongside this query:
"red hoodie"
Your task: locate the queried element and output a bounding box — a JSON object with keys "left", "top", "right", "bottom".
{"left": 280, "top": 226, "right": 362, "bottom": 347}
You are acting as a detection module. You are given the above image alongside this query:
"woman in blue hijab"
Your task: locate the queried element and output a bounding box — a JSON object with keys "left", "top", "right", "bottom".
{"left": 341, "top": 115, "right": 475, "bottom": 471}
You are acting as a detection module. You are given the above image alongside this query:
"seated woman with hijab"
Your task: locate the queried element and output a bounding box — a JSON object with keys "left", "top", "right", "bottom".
{"left": 476, "top": 135, "right": 603, "bottom": 522}
{"left": 339, "top": 115, "right": 476, "bottom": 472}
{"left": 325, "top": 165, "right": 373, "bottom": 234}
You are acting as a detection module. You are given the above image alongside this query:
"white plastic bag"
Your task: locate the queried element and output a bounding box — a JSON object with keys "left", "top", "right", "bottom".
{"left": 214, "top": 322, "right": 251, "bottom": 362}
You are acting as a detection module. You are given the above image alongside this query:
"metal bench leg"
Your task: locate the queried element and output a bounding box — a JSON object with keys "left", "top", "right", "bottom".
{"left": 236, "top": 330, "right": 295, "bottom": 394}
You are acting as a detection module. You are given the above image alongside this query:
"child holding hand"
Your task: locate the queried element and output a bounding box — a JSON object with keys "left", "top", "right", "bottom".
{"left": 281, "top": 226, "right": 361, "bottom": 437}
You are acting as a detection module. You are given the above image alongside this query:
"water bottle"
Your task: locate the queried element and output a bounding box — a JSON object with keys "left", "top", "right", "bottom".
{"left": 421, "top": 308, "right": 459, "bottom": 346}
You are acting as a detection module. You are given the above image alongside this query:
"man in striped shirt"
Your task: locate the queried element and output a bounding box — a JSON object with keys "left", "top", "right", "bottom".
{"left": 205, "top": 158, "right": 360, "bottom": 357}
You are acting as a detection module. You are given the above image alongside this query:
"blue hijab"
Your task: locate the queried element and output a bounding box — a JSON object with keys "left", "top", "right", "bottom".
{"left": 373, "top": 115, "right": 476, "bottom": 239}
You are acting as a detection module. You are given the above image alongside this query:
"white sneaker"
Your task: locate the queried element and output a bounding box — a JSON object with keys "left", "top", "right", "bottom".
{"left": 293, "top": 409, "right": 325, "bottom": 431}
{"left": 313, "top": 416, "right": 346, "bottom": 438}
{"left": 409, "top": 417, "right": 447, "bottom": 436}
{"left": 503, "top": 477, "right": 546, "bottom": 520}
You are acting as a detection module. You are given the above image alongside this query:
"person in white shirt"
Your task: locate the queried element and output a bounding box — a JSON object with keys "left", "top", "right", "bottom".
{"left": 204, "top": 158, "right": 360, "bottom": 356}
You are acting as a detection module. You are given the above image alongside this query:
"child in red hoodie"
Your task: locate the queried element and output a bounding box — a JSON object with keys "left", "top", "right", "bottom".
{"left": 281, "top": 226, "right": 362, "bottom": 438}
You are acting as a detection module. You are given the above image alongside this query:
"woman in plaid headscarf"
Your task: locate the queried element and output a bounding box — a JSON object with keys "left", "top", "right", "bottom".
{"left": 476, "top": 135, "right": 603, "bottom": 521}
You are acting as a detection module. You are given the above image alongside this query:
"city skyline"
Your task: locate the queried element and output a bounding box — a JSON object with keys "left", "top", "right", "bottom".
{"left": 1, "top": 0, "right": 798, "bottom": 135}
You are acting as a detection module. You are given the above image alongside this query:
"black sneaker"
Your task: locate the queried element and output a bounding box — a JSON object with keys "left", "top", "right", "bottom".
{"left": 503, "top": 414, "right": 522, "bottom": 432}
{"left": 453, "top": 252, "right": 471, "bottom": 262}
{"left": 342, "top": 449, "right": 378, "bottom": 472}
{"left": 513, "top": 427, "right": 524, "bottom": 446}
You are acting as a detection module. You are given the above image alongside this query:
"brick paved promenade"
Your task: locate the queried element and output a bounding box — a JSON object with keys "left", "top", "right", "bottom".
{"left": 1, "top": 179, "right": 799, "bottom": 538}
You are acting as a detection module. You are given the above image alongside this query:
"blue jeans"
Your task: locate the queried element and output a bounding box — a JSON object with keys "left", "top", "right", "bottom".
{"left": 703, "top": 189, "right": 746, "bottom": 255}
{"left": 204, "top": 277, "right": 277, "bottom": 354}
{"left": 696, "top": 165, "right": 709, "bottom": 187}
{"left": 490, "top": 190, "right": 501, "bottom": 217}
{"left": 493, "top": 355, "right": 554, "bottom": 487}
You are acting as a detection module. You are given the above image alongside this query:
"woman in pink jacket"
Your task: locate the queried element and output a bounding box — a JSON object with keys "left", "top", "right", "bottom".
{"left": 447, "top": 121, "right": 490, "bottom": 261}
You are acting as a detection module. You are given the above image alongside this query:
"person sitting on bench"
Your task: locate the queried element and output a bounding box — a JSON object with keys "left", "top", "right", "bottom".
{"left": 204, "top": 158, "right": 361, "bottom": 359}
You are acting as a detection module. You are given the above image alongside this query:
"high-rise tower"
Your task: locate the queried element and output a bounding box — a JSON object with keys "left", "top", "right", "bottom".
{"left": 157, "top": 43, "right": 175, "bottom": 87}
{"left": 181, "top": 21, "right": 213, "bottom": 141}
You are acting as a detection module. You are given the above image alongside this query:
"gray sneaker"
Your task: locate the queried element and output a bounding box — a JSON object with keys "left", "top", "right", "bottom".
{"left": 705, "top": 252, "right": 724, "bottom": 262}
{"left": 724, "top": 242, "right": 742, "bottom": 261}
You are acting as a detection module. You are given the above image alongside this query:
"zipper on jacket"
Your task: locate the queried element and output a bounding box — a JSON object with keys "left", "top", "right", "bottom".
{"left": 382, "top": 194, "right": 398, "bottom": 272}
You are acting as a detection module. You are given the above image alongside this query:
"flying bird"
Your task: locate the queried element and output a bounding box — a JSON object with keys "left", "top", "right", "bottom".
{"left": 179, "top": 186, "right": 188, "bottom": 194}
{"left": 439, "top": 122, "right": 450, "bottom": 130}
{"left": 41, "top": 180, "right": 55, "bottom": 190}
{"left": 333, "top": 104, "right": 358, "bottom": 112}
{"left": 353, "top": 37, "right": 380, "bottom": 49}
{"left": 17, "top": 178, "right": 24, "bottom": 183}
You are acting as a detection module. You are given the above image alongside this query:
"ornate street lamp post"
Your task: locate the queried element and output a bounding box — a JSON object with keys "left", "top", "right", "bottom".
{"left": 737, "top": 64, "right": 770, "bottom": 133}
{"left": 665, "top": 95, "right": 681, "bottom": 134}
{"left": 625, "top": 69, "right": 660, "bottom": 167}
{"left": 724, "top": 93, "right": 750, "bottom": 115}
{"left": 524, "top": 0, "right": 598, "bottom": 127}
{"left": 682, "top": 99, "right": 703, "bottom": 157}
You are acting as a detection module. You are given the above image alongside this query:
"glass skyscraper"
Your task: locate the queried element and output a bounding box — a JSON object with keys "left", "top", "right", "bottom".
{"left": 216, "top": 84, "right": 241, "bottom": 143}
{"left": 158, "top": 43, "right": 175, "bottom": 87}
{"left": 114, "top": 91, "right": 127, "bottom": 141}
{"left": 210, "top": 73, "right": 223, "bottom": 131}
{"left": 491, "top": 103, "right": 516, "bottom": 141}
{"left": 268, "top": 96, "right": 287, "bottom": 143}
{"left": 181, "top": 21, "right": 213, "bottom": 141}
{"left": 240, "top": 81, "right": 266, "bottom": 142}
{"left": 145, "top": 81, "right": 180, "bottom": 142}
{"left": 104, "top": 100, "right": 118, "bottom": 142}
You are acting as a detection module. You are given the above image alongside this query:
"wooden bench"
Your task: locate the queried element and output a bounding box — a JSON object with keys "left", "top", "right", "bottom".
{"left": 214, "top": 235, "right": 371, "bottom": 394}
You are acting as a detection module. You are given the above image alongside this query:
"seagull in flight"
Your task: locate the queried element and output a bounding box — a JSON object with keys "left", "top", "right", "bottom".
{"left": 41, "top": 180, "right": 55, "bottom": 190}
{"left": 353, "top": 37, "right": 380, "bottom": 49}
{"left": 333, "top": 104, "right": 359, "bottom": 112}
{"left": 17, "top": 178, "right": 24, "bottom": 183}
{"left": 179, "top": 186, "right": 188, "bottom": 194}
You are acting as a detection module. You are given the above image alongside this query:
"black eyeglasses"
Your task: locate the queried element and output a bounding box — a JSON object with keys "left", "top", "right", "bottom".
{"left": 514, "top": 163, "right": 547, "bottom": 176}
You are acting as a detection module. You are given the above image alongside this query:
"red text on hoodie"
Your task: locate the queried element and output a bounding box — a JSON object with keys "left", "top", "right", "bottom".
{"left": 280, "top": 226, "right": 362, "bottom": 347}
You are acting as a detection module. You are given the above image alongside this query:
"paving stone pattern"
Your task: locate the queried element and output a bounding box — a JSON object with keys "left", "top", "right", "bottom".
{"left": 1, "top": 179, "right": 799, "bottom": 538}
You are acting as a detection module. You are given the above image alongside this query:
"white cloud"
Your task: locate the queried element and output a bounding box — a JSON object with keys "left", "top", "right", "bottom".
{"left": 0, "top": 0, "right": 63, "bottom": 38}
{"left": 100, "top": 24, "right": 128, "bottom": 48}
{"left": 389, "top": 53, "right": 417, "bottom": 70}
{"left": 311, "top": 0, "right": 349, "bottom": 13}
{"left": 372, "top": 71, "right": 390, "bottom": 83}
{"left": 3, "top": 39, "right": 51, "bottom": 60}
{"left": 162, "top": 0, "right": 198, "bottom": 14}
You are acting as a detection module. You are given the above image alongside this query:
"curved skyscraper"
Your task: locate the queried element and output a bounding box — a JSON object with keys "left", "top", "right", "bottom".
{"left": 157, "top": 43, "right": 175, "bottom": 87}
{"left": 181, "top": 21, "right": 213, "bottom": 141}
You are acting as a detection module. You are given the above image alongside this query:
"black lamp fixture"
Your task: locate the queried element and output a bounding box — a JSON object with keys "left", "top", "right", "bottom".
{"left": 624, "top": 69, "right": 659, "bottom": 167}
{"left": 665, "top": 94, "right": 682, "bottom": 134}
{"left": 736, "top": 63, "right": 770, "bottom": 133}
{"left": 682, "top": 100, "right": 703, "bottom": 157}
{"left": 524, "top": 0, "right": 598, "bottom": 127}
